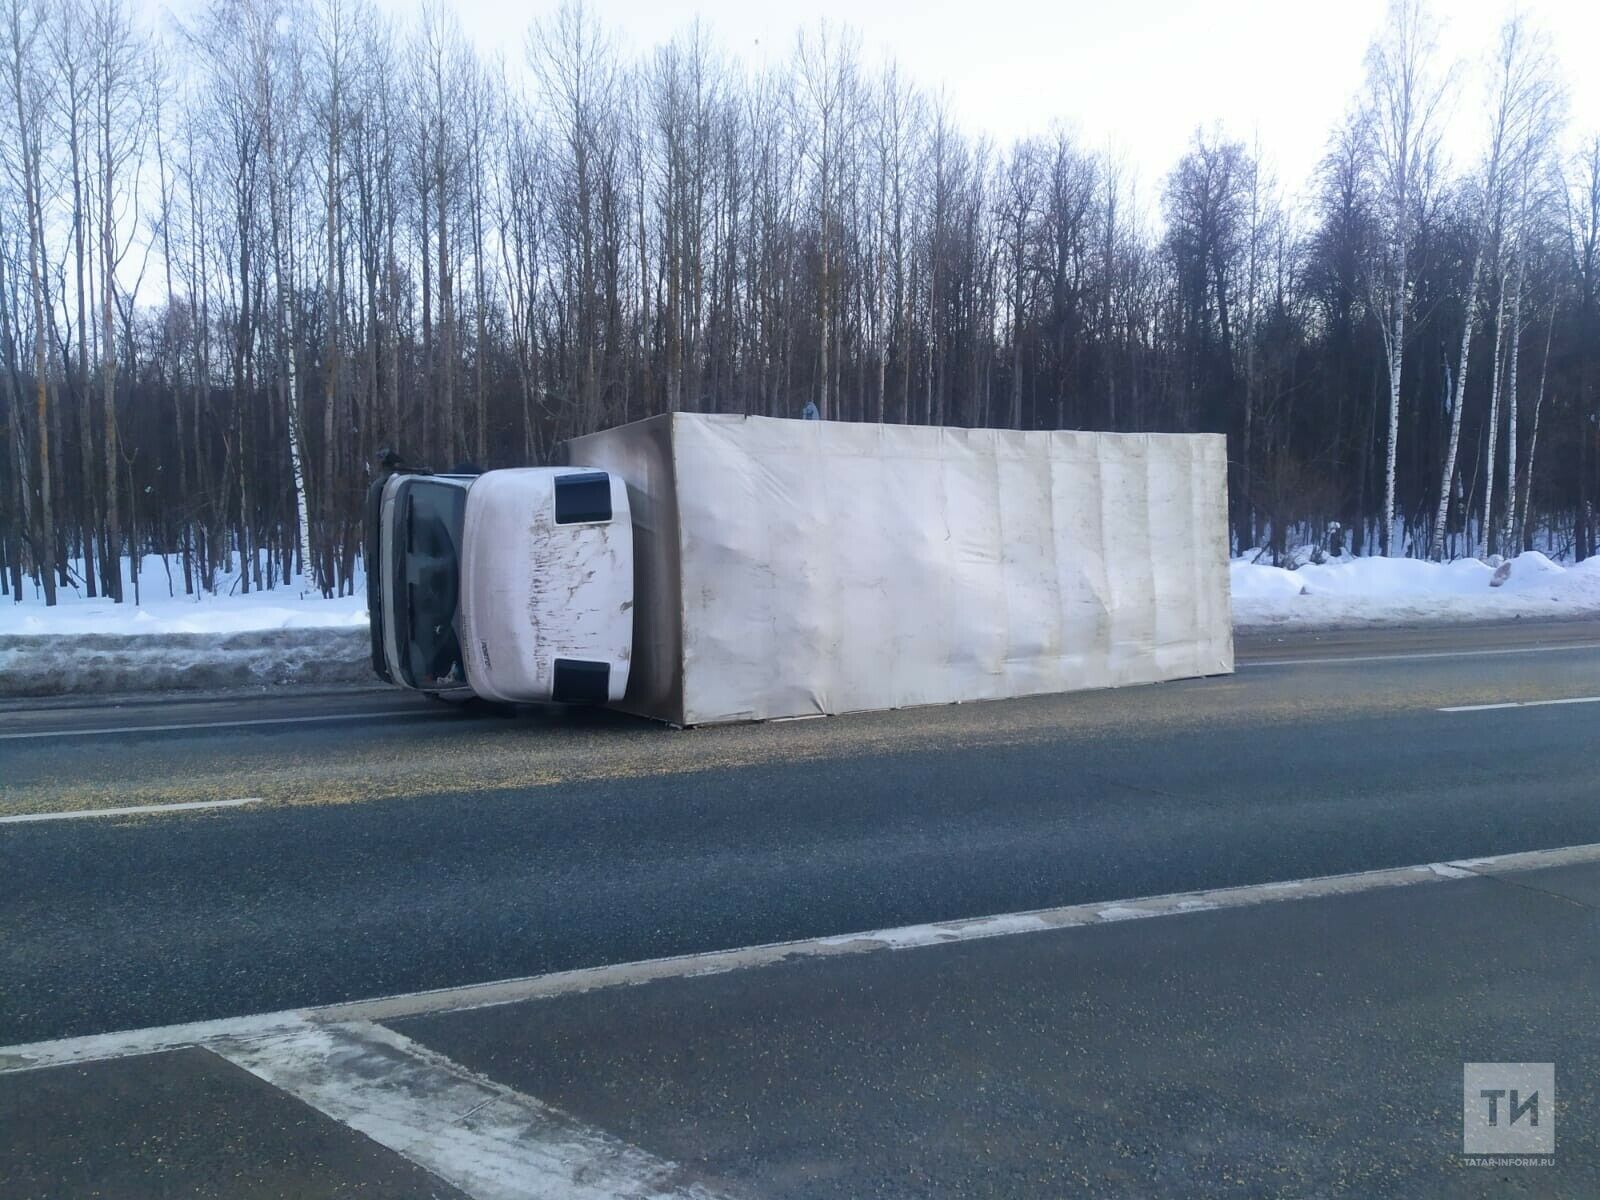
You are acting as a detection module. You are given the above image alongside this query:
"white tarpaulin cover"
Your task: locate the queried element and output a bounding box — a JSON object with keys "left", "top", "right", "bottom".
{"left": 567, "top": 413, "right": 1233, "bottom": 725}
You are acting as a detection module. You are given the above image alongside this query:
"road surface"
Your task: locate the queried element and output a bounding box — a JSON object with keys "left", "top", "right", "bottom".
{"left": 2, "top": 619, "right": 1598, "bottom": 1197}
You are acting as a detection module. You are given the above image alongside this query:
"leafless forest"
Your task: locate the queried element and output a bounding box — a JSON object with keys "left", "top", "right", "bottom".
{"left": 2, "top": 0, "right": 1597, "bottom": 602}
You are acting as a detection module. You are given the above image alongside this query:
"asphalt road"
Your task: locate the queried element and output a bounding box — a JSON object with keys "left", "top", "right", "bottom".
{"left": 1, "top": 618, "right": 1597, "bottom": 1043}
{"left": 401, "top": 856, "right": 1600, "bottom": 1199}
{"left": 3, "top": 618, "right": 1599, "bottom": 1197}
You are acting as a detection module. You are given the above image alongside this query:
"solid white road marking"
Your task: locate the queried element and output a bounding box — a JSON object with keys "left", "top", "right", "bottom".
{"left": 0, "top": 797, "right": 263, "bottom": 824}
{"left": 1241, "top": 641, "right": 1600, "bottom": 669}
{"left": 213, "top": 1018, "right": 728, "bottom": 1200}
{"left": 0, "top": 710, "right": 437, "bottom": 741}
{"left": 5, "top": 839, "right": 1598, "bottom": 1077}
{"left": 1439, "top": 695, "right": 1600, "bottom": 713}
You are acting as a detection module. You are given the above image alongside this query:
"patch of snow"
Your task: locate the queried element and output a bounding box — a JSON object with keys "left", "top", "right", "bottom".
{"left": 1095, "top": 905, "right": 1152, "bottom": 922}
{"left": 1231, "top": 551, "right": 1600, "bottom": 630}
{"left": 0, "top": 555, "right": 366, "bottom": 637}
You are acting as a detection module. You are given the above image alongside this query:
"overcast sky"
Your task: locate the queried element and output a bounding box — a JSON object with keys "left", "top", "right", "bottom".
{"left": 366, "top": 0, "right": 1599, "bottom": 217}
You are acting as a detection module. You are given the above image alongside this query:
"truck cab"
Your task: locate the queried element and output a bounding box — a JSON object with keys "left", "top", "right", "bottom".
{"left": 366, "top": 467, "right": 633, "bottom": 705}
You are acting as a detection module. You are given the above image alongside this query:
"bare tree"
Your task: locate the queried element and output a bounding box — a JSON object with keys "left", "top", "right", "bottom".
{"left": 1517, "top": 292, "right": 1556, "bottom": 549}
{"left": 1570, "top": 138, "right": 1600, "bottom": 559}
{"left": 1001, "top": 140, "right": 1040, "bottom": 431}
{"left": 243, "top": 0, "right": 316, "bottom": 592}
{"left": 314, "top": 0, "right": 351, "bottom": 593}
{"left": 49, "top": 0, "right": 100, "bottom": 596}
{"left": 1, "top": 0, "right": 55, "bottom": 603}
{"left": 529, "top": 0, "right": 618, "bottom": 436}
{"left": 86, "top": 0, "right": 148, "bottom": 601}
{"left": 1364, "top": 0, "right": 1449, "bottom": 555}
{"left": 795, "top": 22, "right": 857, "bottom": 420}
{"left": 1495, "top": 41, "right": 1562, "bottom": 556}
{"left": 1, "top": 174, "right": 33, "bottom": 602}
{"left": 1429, "top": 16, "right": 1535, "bottom": 559}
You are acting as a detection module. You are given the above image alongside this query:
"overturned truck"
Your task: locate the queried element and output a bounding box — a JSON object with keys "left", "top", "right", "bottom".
{"left": 367, "top": 414, "right": 1234, "bottom": 725}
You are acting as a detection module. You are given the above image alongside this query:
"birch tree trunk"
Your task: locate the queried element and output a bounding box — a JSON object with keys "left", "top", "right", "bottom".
{"left": 1517, "top": 300, "right": 1555, "bottom": 550}
{"left": 252, "top": 0, "right": 317, "bottom": 594}
{"left": 1430, "top": 237, "right": 1484, "bottom": 560}
{"left": 1365, "top": 0, "right": 1446, "bottom": 557}
{"left": 1479, "top": 266, "right": 1508, "bottom": 558}
{"left": 1501, "top": 223, "right": 1526, "bottom": 557}
{"left": 1380, "top": 264, "right": 1405, "bottom": 556}
{"left": 1441, "top": 13, "right": 1527, "bottom": 561}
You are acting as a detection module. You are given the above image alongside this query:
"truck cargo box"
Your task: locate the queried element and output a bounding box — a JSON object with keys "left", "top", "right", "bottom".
{"left": 566, "top": 413, "right": 1232, "bottom": 726}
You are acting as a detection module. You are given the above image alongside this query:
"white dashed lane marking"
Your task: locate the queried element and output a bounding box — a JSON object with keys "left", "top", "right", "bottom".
{"left": 0, "top": 798, "right": 263, "bottom": 824}
{"left": 1439, "top": 695, "right": 1600, "bottom": 713}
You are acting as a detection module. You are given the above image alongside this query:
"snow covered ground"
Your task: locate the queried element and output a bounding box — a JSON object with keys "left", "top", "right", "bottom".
{"left": 1231, "top": 550, "right": 1600, "bottom": 630}
{"left": 0, "top": 556, "right": 366, "bottom": 637}
{"left": 8, "top": 550, "right": 1600, "bottom": 640}
{"left": 5, "top": 550, "right": 1600, "bottom": 698}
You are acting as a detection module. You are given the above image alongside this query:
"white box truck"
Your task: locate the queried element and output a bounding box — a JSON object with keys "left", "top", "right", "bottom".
{"left": 367, "top": 413, "right": 1233, "bottom": 725}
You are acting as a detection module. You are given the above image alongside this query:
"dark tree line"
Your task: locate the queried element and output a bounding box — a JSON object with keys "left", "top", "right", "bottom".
{"left": 3, "top": 0, "right": 1598, "bottom": 604}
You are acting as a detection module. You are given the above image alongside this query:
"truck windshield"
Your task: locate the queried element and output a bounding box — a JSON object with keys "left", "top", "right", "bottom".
{"left": 394, "top": 478, "right": 469, "bottom": 689}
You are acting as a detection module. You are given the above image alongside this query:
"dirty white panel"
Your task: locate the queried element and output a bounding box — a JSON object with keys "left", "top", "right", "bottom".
{"left": 564, "top": 416, "right": 683, "bottom": 722}
{"left": 457, "top": 468, "right": 633, "bottom": 704}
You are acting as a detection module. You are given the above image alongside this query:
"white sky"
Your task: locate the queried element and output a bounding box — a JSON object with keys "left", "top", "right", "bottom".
{"left": 371, "top": 0, "right": 1600, "bottom": 216}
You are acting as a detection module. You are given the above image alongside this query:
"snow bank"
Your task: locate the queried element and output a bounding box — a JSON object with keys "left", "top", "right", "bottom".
{"left": 0, "top": 627, "right": 371, "bottom": 698}
{"left": 1232, "top": 551, "right": 1600, "bottom": 629}
{"left": 0, "top": 556, "right": 371, "bottom": 698}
